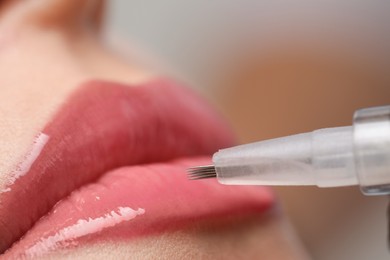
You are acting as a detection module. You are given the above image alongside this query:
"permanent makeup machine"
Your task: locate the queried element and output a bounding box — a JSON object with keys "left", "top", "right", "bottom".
{"left": 189, "top": 105, "right": 390, "bottom": 244}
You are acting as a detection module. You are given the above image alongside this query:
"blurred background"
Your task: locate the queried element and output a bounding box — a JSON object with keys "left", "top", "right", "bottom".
{"left": 108, "top": 1, "right": 390, "bottom": 259}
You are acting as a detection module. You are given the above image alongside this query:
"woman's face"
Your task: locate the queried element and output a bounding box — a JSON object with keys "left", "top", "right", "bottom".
{"left": 0, "top": 1, "right": 308, "bottom": 258}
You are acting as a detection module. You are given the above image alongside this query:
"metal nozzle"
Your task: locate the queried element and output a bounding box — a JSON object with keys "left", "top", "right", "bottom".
{"left": 187, "top": 165, "right": 217, "bottom": 180}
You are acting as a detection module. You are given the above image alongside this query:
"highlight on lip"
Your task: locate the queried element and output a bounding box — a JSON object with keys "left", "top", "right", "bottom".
{"left": 1, "top": 133, "right": 49, "bottom": 193}
{"left": 0, "top": 78, "right": 238, "bottom": 253}
{"left": 25, "top": 207, "right": 145, "bottom": 258}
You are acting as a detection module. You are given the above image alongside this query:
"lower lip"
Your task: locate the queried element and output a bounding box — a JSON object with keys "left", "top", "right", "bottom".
{"left": 6, "top": 157, "right": 274, "bottom": 258}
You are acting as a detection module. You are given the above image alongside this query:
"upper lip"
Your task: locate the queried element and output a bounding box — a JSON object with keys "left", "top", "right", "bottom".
{"left": 0, "top": 79, "right": 274, "bottom": 256}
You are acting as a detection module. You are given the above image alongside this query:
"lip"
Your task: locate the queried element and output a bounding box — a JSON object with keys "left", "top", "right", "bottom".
{"left": 0, "top": 79, "right": 274, "bottom": 256}
{"left": 5, "top": 157, "right": 273, "bottom": 258}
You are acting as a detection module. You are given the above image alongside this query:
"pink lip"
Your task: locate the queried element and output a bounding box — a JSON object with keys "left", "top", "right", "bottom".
{"left": 0, "top": 79, "right": 274, "bottom": 256}
{"left": 5, "top": 157, "right": 273, "bottom": 258}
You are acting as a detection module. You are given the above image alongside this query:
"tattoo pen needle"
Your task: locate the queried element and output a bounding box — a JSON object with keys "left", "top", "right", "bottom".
{"left": 187, "top": 105, "right": 390, "bottom": 196}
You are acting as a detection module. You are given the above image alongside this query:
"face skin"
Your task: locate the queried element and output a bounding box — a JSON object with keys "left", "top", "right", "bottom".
{"left": 0, "top": 0, "right": 309, "bottom": 259}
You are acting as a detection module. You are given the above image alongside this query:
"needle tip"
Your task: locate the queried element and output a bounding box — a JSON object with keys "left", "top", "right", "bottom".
{"left": 186, "top": 165, "right": 217, "bottom": 180}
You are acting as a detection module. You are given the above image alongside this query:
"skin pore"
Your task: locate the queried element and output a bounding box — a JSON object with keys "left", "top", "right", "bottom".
{"left": 0, "top": 0, "right": 309, "bottom": 259}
